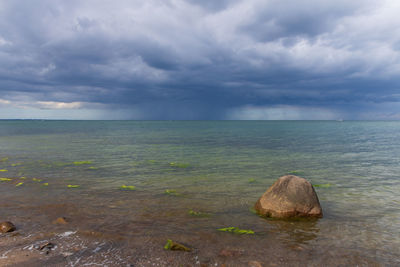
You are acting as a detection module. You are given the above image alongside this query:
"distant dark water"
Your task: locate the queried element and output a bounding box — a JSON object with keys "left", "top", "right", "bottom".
{"left": 0, "top": 121, "right": 399, "bottom": 266}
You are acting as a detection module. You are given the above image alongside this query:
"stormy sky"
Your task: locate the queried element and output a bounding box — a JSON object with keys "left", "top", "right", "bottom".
{"left": 0, "top": 0, "right": 400, "bottom": 120}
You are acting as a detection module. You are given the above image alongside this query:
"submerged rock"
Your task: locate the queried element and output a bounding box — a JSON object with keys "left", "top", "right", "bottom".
{"left": 255, "top": 175, "right": 323, "bottom": 218}
{"left": 0, "top": 221, "right": 16, "bottom": 233}
{"left": 53, "top": 217, "right": 68, "bottom": 225}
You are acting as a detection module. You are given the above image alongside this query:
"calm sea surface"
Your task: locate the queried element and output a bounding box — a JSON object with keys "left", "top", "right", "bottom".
{"left": 0, "top": 121, "right": 399, "bottom": 266}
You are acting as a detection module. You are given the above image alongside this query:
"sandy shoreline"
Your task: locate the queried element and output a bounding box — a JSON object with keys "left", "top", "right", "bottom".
{"left": 0, "top": 213, "right": 386, "bottom": 267}
{"left": 0, "top": 192, "right": 396, "bottom": 266}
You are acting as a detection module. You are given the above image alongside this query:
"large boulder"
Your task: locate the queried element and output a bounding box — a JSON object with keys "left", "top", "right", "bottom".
{"left": 255, "top": 175, "right": 323, "bottom": 218}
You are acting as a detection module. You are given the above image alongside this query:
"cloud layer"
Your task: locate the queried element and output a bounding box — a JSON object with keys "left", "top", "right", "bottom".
{"left": 1, "top": 0, "right": 400, "bottom": 119}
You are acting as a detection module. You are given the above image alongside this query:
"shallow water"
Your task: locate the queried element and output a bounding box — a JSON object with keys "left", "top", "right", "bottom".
{"left": 0, "top": 120, "right": 399, "bottom": 266}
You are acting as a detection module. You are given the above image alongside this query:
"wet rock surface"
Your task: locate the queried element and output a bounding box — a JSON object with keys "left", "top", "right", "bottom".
{"left": 53, "top": 217, "right": 68, "bottom": 225}
{"left": 255, "top": 175, "right": 323, "bottom": 218}
{"left": 0, "top": 221, "right": 16, "bottom": 233}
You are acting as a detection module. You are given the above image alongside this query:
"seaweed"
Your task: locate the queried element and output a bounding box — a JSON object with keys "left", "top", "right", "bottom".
{"left": 119, "top": 185, "right": 136, "bottom": 190}
{"left": 248, "top": 178, "right": 256, "bottom": 183}
{"left": 42, "top": 183, "right": 49, "bottom": 186}
{"left": 169, "top": 162, "right": 190, "bottom": 168}
{"left": 0, "top": 178, "right": 12, "bottom": 181}
{"left": 188, "top": 209, "right": 211, "bottom": 217}
{"left": 15, "top": 182, "right": 24, "bottom": 187}
{"left": 164, "top": 239, "right": 192, "bottom": 252}
{"left": 313, "top": 183, "right": 332, "bottom": 188}
{"left": 73, "top": 161, "right": 92, "bottom": 165}
{"left": 88, "top": 166, "right": 98, "bottom": 170}
{"left": 217, "top": 227, "right": 255, "bottom": 235}
{"left": 32, "top": 178, "right": 42, "bottom": 182}
{"left": 67, "top": 185, "right": 80, "bottom": 188}
{"left": 0, "top": 169, "right": 8, "bottom": 172}
{"left": 164, "top": 189, "right": 180, "bottom": 196}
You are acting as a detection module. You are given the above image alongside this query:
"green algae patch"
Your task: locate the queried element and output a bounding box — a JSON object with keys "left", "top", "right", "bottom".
{"left": 0, "top": 178, "right": 12, "bottom": 181}
{"left": 20, "top": 176, "right": 26, "bottom": 179}
{"left": 119, "top": 185, "right": 136, "bottom": 190}
{"left": 88, "top": 166, "right": 98, "bottom": 170}
{"left": 73, "top": 161, "right": 92, "bottom": 165}
{"left": 313, "top": 183, "right": 332, "bottom": 188}
{"left": 248, "top": 178, "right": 256, "bottom": 183}
{"left": 0, "top": 157, "right": 8, "bottom": 162}
{"left": 11, "top": 163, "right": 22, "bottom": 167}
{"left": 249, "top": 207, "right": 258, "bottom": 215}
{"left": 0, "top": 169, "right": 8, "bottom": 172}
{"left": 188, "top": 209, "right": 211, "bottom": 217}
{"left": 67, "top": 185, "right": 80, "bottom": 188}
{"left": 15, "top": 182, "right": 24, "bottom": 187}
{"left": 32, "top": 178, "right": 42, "bottom": 182}
{"left": 42, "top": 183, "right": 49, "bottom": 186}
{"left": 164, "top": 189, "right": 180, "bottom": 196}
{"left": 164, "top": 239, "right": 192, "bottom": 252}
{"left": 169, "top": 162, "right": 190, "bottom": 168}
{"left": 217, "top": 227, "right": 255, "bottom": 235}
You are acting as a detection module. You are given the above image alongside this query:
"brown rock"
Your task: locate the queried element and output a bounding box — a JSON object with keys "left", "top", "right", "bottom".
{"left": 53, "top": 217, "right": 68, "bottom": 224}
{"left": 254, "top": 175, "right": 323, "bottom": 218}
{"left": 0, "top": 221, "right": 16, "bottom": 233}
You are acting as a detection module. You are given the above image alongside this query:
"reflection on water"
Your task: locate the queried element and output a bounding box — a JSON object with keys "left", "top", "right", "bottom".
{"left": 267, "top": 218, "right": 320, "bottom": 245}
{"left": 0, "top": 121, "right": 399, "bottom": 266}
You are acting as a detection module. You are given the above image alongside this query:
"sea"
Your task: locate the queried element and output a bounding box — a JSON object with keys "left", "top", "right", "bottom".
{"left": 0, "top": 120, "right": 399, "bottom": 266}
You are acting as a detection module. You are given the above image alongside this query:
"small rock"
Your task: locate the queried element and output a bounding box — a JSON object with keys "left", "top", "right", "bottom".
{"left": 53, "top": 217, "right": 68, "bottom": 224}
{"left": 249, "top": 261, "right": 263, "bottom": 267}
{"left": 0, "top": 221, "right": 16, "bottom": 233}
{"left": 38, "top": 242, "right": 55, "bottom": 254}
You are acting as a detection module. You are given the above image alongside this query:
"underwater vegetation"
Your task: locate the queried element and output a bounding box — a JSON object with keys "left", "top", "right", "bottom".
{"left": 119, "top": 185, "right": 136, "bottom": 190}
{"left": 0, "top": 157, "right": 8, "bottom": 162}
{"left": 217, "top": 227, "right": 255, "bottom": 235}
{"left": 32, "top": 178, "right": 42, "bottom": 182}
{"left": 164, "top": 239, "right": 192, "bottom": 252}
{"left": 42, "top": 183, "right": 49, "bottom": 186}
{"left": 188, "top": 209, "right": 211, "bottom": 217}
{"left": 313, "top": 183, "right": 332, "bottom": 188}
{"left": 248, "top": 178, "right": 256, "bottom": 183}
{"left": 11, "top": 163, "right": 22, "bottom": 167}
{"left": 164, "top": 189, "right": 180, "bottom": 196}
{"left": 15, "top": 182, "right": 23, "bottom": 187}
{"left": 0, "top": 178, "right": 12, "bottom": 181}
{"left": 73, "top": 161, "right": 92, "bottom": 165}
{"left": 169, "top": 162, "right": 190, "bottom": 168}
{"left": 67, "top": 185, "right": 80, "bottom": 188}
{"left": 0, "top": 169, "right": 8, "bottom": 172}
{"left": 88, "top": 166, "right": 98, "bottom": 170}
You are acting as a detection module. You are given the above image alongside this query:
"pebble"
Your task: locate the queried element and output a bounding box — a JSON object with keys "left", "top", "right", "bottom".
{"left": 0, "top": 221, "right": 16, "bottom": 233}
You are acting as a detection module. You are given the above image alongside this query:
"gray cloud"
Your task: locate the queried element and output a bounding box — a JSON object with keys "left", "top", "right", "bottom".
{"left": 0, "top": 0, "right": 400, "bottom": 119}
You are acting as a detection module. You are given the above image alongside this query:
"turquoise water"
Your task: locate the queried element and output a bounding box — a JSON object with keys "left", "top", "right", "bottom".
{"left": 0, "top": 121, "right": 399, "bottom": 266}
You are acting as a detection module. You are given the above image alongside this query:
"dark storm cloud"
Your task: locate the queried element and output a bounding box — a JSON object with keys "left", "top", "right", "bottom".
{"left": 0, "top": 0, "right": 399, "bottom": 119}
